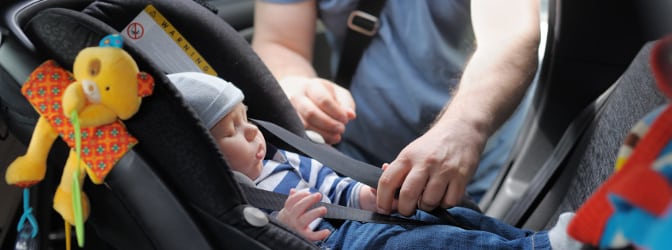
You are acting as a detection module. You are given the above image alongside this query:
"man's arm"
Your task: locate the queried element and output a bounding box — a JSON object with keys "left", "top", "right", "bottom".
{"left": 252, "top": 0, "right": 355, "bottom": 144}
{"left": 252, "top": 0, "right": 318, "bottom": 79}
{"left": 377, "top": 0, "right": 541, "bottom": 216}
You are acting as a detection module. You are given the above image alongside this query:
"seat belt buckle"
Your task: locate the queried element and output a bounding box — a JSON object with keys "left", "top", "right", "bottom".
{"left": 347, "top": 10, "right": 380, "bottom": 36}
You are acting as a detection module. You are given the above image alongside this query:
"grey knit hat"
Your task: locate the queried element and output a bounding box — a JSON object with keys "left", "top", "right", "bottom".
{"left": 168, "top": 72, "right": 244, "bottom": 129}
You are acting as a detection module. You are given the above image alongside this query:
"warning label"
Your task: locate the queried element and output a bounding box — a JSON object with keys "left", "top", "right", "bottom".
{"left": 121, "top": 5, "right": 217, "bottom": 76}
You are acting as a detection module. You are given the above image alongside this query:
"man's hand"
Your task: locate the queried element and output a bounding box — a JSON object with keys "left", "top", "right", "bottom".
{"left": 279, "top": 76, "right": 356, "bottom": 144}
{"left": 376, "top": 122, "right": 486, "bottom": 216}
{"left": 277, "top": 189, "right": 331, "bottom": 241}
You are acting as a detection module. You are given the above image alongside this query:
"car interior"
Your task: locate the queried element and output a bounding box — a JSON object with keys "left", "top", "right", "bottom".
{"left": 0, "top": 0, "right": 671, "bottom": 249}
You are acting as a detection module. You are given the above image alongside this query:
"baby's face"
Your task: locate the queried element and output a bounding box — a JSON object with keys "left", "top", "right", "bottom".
{"left": 210, "top": 103, "right": 266, "bottom": 180}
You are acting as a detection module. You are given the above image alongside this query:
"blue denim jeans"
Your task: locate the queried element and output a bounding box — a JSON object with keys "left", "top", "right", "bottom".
{"left": 318, "top": 207, "right": 550, "bottom": 250}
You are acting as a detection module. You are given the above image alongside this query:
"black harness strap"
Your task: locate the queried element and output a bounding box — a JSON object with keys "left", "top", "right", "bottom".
{"left": 252, "top": 119, "right": 476, "bottom": 229}
{"left": 241, "top": 186, "right": 429, "bottom": 226}
{"left": 333, "top": 0, "right": 387, "bottom": 88}
{"left": 254, "top": 119, "right": 381, "bottom": 187}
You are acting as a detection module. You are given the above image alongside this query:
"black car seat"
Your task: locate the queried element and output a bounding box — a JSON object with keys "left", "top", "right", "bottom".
{"left": 0, "top": 0, "right": 316, "bottom": 249}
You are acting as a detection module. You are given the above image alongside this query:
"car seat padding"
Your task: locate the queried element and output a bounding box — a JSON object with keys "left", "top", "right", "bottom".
{"left": 82, "top": 0, "right": 306, "bottom": 140}
{"left": 537, "top": 41, "right": 667, "bottom": 230}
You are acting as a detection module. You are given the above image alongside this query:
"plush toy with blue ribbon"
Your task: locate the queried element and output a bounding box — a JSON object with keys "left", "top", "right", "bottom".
{"left": 4, "top": 34, "right": 154, "bottom": 248}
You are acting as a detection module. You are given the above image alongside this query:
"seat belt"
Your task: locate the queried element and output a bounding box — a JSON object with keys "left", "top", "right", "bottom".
{"left": 241, "top": 186, "right": 429, "bottom": 226}
{"left": 333, "top": 0, "right": 386, "bottom": 88}
{"left": 251, "top": 119, "right": 476, "bottom": 229}
{"left": 233, "top": 170, "right": 465, "bottom": 227}
{"left": 501, "top": 81, "right": 620, "bottom": 227}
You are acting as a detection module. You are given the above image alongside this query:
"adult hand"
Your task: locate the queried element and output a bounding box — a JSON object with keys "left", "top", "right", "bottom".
{"left": 376, "top": 122, "right": 486, "bottom": 216}
{"left": 279, "top": 76, "right": 356, "bottom": 144}
{"left": 277, "top": 189, "right": 331, "bottom": 241}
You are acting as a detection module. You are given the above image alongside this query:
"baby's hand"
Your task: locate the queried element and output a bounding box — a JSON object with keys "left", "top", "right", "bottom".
{"left": 277, "top": 189, "right": 331, "bottom": 241}
{"left": 363, "top": 163, "right": 398, "bottom": 213}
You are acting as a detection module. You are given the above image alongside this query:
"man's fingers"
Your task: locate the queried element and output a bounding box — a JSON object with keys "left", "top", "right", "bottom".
{"left": 418, "top": 175, "right": 449, "bottom": 212}
{"left": 376, "top": 161, "right": 411, "bottom": 214}
{"left": 331, "top": 83, "right": 356, "bottom": 120}
{"left": 294, "top": 95, "right": 345, "bottom": 137}
{"left": 306, "top": 83, "right": 349, "bottom": 123}
{"left": 442, "top": 179, "right": 467, "bottom": 208}
{"left": 397, "top": 168, "right": 428, "bottom": 216}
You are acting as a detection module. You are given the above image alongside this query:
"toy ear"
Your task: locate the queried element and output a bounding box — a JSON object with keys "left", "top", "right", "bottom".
{"left": 651, "top": 35, "right": 672, "bottom": 98}
{"left": 137, "top": 72, "right": 154, "bottom": 97}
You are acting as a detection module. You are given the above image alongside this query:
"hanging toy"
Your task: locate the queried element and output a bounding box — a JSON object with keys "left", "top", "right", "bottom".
{"left": 14, "top": 189, "right": 38, "bottom": 250}
{"left": 4, "top": 34, "right": 154, "bottom": 248}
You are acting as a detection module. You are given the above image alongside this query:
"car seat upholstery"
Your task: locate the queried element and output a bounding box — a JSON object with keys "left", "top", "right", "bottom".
{"left": 535, "top": 41, "right": 668, "bottom": 230}
{"left": 481, "top": 0, "right": 670, "bottom": 227}
{"left": 1, "top": 0, "right": 317, "bottom": 249}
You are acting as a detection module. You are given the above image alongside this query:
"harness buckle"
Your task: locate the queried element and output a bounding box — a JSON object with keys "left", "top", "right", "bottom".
{"left": 347, "top": 10, "right": 380, "bottom": 36}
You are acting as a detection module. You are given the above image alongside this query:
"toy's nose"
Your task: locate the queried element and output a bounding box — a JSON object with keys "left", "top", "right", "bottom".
{"left": 82, "top": 80, "right": 101, "bottom": 104}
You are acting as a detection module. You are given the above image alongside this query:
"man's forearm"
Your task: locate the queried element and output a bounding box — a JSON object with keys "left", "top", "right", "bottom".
{"left": 434, "top": 39, "right": 539, "bottom": 138}
{"left": 252, "top": 42, "right": 318, "bottom": 81}
{"left": 434, "top": 0, "right": 540, "bottom": 137}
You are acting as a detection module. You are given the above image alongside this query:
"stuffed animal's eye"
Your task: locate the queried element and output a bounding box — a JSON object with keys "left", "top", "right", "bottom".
{"left": 89, "top": 59, "right": 101, "bottom": 76}
{"left": 105, "top": 86, "right": 110, "bottom": 91}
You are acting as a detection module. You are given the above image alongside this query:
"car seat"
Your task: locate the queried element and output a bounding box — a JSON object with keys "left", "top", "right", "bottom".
{"left": 0, "top": 0, "right": 317, "bottom": 249}
{"left": 2, "top": 0, "right": 671, "bottom": 249}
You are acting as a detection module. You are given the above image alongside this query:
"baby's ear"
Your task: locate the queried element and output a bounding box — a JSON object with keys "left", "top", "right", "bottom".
{"left": 137, "top": 72, "right": 154, "bottom": 97}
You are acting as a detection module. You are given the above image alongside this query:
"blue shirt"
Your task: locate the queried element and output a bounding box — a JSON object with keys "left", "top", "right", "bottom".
{"left": 262, "top": 0, "right": 474, "bottom": 165}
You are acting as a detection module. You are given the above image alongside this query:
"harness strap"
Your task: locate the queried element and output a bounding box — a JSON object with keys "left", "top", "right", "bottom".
{"left": 334, "top": 0, "right": 387, "bottom": 88}
{"left": 241, "top": 186, "right": 429, "bottom": 226}
{"left": 251, "top": 119, "right": 476, "bottom": 229}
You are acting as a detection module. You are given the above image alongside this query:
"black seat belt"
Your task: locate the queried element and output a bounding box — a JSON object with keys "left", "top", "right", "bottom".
{"left": 501, "top": 81, "right": 620, "bottom": 227}
{"left": 240, "top": 185, "right": 429, "bottom": 226}
{"left": 251, "top": 119, "right": 476, "bottom": 229}
{"left": 333, "top": 0, "right": 386, "bottom": 88}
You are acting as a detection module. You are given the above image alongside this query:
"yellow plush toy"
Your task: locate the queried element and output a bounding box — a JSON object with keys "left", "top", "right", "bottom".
{"left": 5, "top": 34, "right": 154, "bottom": 228}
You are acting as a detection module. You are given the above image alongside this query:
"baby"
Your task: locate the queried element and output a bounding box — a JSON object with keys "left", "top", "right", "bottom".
{"left": 168, "top": 72, "right": 579, "bottom": 249}
{"left": 168, "top": 72, "right": 377, "bottom": 241}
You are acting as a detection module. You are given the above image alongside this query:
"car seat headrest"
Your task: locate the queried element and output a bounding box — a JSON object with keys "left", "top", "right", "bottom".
{"left": 81, "top": 0, "right": 307, "bottom": 138}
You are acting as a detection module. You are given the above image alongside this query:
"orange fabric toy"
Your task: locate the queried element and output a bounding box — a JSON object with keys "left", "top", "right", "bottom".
{"left": 4, "top": 34, "right": 154, "bottom": 228}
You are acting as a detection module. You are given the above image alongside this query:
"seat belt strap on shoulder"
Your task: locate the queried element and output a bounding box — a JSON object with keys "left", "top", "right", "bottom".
{"left": 501, "top": 81, "right": 620, "bottom": 226}
{"left": 253, "top": 119, "right": 382, "bottom": 188}
{"left": 334, "top": 0, "right": 387, "bottom": 88}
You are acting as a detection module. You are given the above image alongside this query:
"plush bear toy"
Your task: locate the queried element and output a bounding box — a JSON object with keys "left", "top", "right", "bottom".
{"left": 4, "top": 34, "right": 154, "bottom": 226}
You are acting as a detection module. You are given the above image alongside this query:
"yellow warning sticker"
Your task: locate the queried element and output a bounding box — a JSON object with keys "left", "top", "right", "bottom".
{"left": 122, "top": 5, "right": 217, "bottom": 76}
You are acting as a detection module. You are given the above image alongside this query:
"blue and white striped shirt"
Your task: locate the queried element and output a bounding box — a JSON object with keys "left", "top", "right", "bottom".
{"left": 255, "top": 148, "right": 363, "bottom": 209}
